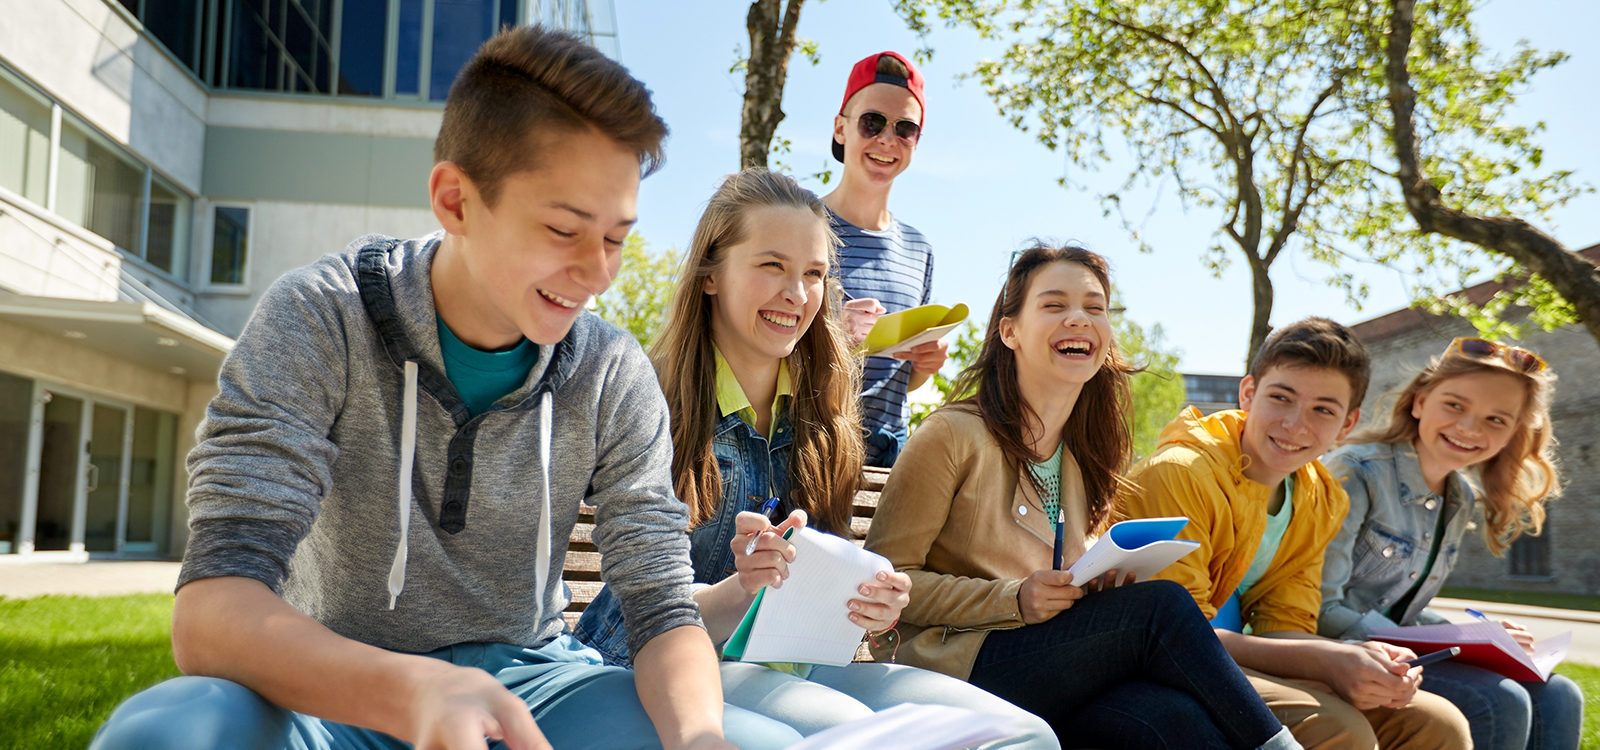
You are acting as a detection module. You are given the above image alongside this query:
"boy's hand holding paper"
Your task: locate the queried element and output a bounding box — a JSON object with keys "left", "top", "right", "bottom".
{"left": 858, "top": 303, "right": 968, "bottom": 358}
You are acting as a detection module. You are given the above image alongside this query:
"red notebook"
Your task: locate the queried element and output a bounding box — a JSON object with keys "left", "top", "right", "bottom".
{"left": 1371, "top": 622, "right": 1571, "bottom": 683}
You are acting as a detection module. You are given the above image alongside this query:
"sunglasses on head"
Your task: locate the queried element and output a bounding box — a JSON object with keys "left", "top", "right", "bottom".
{"left": 856, "top": 111, "right": 921, "bottom": 144}
{"left": 1444, "top": 337, "right": 1547, "bottom": 373}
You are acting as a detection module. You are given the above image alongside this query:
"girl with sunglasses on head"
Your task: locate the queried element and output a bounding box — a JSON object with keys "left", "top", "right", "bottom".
{"left": 865, "top": 244, "right": 1301, "bottom": 750}
{"left": 574, "top": 169, "right": 1057, "bottom": 748}
{"left": 1319, "top": 337, "right": 1582, "bottom": 750}
{"left": 822, "top": 51, "right": 947, "bottom": 469}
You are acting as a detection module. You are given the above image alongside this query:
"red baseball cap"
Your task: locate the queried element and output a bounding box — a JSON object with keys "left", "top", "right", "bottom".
{"left": 832, "top": 51, "right": 925, "bottom": 163}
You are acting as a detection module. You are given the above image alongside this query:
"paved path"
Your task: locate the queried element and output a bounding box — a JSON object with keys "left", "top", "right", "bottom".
{"left": 0, "top": 561, "right": 180, "bottom": 599}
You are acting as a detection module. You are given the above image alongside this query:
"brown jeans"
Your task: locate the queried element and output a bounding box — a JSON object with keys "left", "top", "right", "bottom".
{"left": 1244, "top": 668, "right": 1472, "bottom": 750}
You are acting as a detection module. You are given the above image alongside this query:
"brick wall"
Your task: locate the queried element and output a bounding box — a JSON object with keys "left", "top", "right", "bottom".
{"left": 1353, "top": 305, "right": 1600, "bottom": 596}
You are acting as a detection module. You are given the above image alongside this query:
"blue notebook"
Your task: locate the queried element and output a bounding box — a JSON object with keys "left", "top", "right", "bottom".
{"left": 1067, "top": 517, "right": 1200, "bottom": 583}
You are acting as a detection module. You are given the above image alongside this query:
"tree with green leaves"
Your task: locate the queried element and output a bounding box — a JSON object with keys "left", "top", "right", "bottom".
{"left": 893, "top": 0, "right": 1578, "bottom": 365}
{"left": 1384, "top": 0, "right": 1600, "bottom": 345}
{"left": 738, "top": 0, "right": 819, "bottom": 169}
{"left": 592, "top": 234, "right": 681, "bottom": 348}
{"left": 1116, "top": 313, "right": 1188, "bottom": 460}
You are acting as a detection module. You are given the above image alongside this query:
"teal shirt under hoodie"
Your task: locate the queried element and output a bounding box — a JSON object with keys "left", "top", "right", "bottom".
{"left": 181, "top": 233, "right": 700, "bottom": 656}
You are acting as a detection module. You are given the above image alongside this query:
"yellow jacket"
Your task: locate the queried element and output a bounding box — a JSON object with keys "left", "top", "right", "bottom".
{"left": 1120, "top": 407, "right": 1348, "bottom": 635}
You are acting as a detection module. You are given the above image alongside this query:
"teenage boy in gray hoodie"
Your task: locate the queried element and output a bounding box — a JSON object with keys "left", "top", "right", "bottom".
{"left": 90, "top": 27, "right": 798, "bottom": 750}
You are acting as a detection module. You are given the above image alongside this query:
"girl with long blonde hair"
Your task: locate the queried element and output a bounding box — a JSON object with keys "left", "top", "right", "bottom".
{"left": 1319, "top": 337, "right": 1581, "bottom": 750}
{"left": 575, "top": 169, "right": 1055, "bottom": 747}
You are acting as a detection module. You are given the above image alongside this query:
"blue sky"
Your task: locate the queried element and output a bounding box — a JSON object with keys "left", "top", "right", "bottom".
{"left": 610, "top": 0, "right": 1600, "bottom": 375}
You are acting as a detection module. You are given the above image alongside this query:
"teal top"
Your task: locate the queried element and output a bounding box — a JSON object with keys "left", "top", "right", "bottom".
{"left": 1030, "top": 443, "right": 1065, "bottom": 528}
{"left": 1239, "top": 475, "right": 1295, "bottom": 596}
{"left": 436, "top": 315, "right": 539, "bottom": 417}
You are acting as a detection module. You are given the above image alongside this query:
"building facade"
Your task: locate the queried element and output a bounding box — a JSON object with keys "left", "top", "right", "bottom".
{"left": 1350, "top": 245, "right": 1600, "bottom": 597}
{"left": 0, "top": 0, "right": 616, "bottom": 561}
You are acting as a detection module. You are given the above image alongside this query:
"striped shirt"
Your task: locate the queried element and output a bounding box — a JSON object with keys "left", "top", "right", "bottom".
{"left": 830, "top": 211, "right": 935, "bottom": 465}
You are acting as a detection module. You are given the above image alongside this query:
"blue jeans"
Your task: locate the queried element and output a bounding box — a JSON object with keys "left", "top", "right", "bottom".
{"left": 968, "top": 580, "right": 1288, "bottom": 750}
{"left": 719, "top": 661, "right": 1058, "bottom": 749}
{"left": 1421, "top": 661, "right": 1584, "bottom": 750}
{"left": 90, "top": 636, "right": 802, "bottom": 750}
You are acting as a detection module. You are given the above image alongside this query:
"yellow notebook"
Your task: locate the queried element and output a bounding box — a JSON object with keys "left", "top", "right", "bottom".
{"left": 860, "top": 303, "right": 968, "bottom": 357}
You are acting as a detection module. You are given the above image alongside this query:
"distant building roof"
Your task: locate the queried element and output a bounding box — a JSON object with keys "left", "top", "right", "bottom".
{"left": 1351, "top": 242, "right": 1600, "bottom": 343}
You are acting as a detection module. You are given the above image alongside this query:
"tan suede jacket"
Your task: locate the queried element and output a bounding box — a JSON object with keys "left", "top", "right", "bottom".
{"left": 863, "top": 406, "right": 1091, "bottom": 680}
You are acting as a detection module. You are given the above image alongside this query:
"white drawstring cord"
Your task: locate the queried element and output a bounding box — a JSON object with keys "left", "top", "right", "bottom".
{"left": 535, "top": 391, "right": 553, "bottom": 627}
{"left": 387, "top": 360, "right": 419, "bottom": 609}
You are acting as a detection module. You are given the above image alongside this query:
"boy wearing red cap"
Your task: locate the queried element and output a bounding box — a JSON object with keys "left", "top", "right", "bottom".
{"left": 825, "top": 51, "right": 947, "bottom": 467}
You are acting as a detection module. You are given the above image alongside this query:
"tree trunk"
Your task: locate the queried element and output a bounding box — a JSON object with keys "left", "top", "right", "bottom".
{"left": 740, "top": 0, "right": 806, "bottom": 169}
{"left": 1246, "top": 257, "right": 1275, "bottom": 370}
{"left": 1387, "top": 0, "right": 1600, "bottom": 349}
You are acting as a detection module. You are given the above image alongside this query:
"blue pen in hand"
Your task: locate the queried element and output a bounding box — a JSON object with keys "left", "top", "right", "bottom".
{"left": 744, "top": 497, "right": 782, "bottom": 556}
{"left": 1052, "top": 508, "right": 1066, "bottom": 571}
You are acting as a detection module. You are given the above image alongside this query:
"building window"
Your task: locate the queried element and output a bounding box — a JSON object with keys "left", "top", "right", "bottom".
{"left": 57, "top": 117, "right": 148, "bottom": 255}
{"left": 146, "top": 174, "right": 193, "bottom": 277}
{"left": 1508, "top": 533, "right": 1551, "bottom": 578}
{"left": 0, "top": 71, "right": 51, "bottom": 206}
{"left": 0, "top": 371, "right": 30, "bottom": 555}
{"left": 122, "top": 1, "right": 618, "bottom": 102}
{"left": 210, "top": 205, "right": 251, "bottom": 285}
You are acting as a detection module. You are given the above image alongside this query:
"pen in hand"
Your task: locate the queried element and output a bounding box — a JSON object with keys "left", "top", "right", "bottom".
{"left": 744, "top": 497, "right": 782, "bottom": 556}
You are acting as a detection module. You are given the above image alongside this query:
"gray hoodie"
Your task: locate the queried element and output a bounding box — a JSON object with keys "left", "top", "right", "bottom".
{"left": 181, "top": 234, "right": 699, "bottom": 656}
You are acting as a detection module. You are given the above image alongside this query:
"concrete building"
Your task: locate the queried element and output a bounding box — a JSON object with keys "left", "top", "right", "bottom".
{"left": 1182, "top": 372, "right": 1242, "bottom": 415}
{"left": 0, "top": 0, "right": 617, "bottom": 562}
{"left": 1350, "top": 244, "right": 1600, "bottom": 596}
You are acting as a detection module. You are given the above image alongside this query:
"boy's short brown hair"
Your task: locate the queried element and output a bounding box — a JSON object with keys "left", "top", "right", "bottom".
{"left": 1249, "top": 317, "right": 1372, "bottom": 409}
{"left": 434, "top": 25, "right": 667, "bottom": 207}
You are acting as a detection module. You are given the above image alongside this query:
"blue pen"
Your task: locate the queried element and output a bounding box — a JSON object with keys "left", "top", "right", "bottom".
{"left": 744, "top": 497, "right": 782, "bottom": 556}
{"left": 1052, "top": 508, "right": 1066, "bottom": 571}
{"left": 1465, "top": 608, "right": 1494, "bottom": 623}
{"left": 1405, "top": 646, "right": 1461, "bottom": 668}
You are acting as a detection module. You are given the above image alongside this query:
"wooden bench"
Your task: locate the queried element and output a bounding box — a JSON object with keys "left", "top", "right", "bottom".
{"left": 561, "top": 466, "right": 890, "bottom": 633}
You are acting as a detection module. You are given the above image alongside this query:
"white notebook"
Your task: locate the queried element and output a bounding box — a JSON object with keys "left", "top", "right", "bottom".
{"left": 723, "top": 527, "right": 893, "bottom": 667}
{"left": 786, "top": 703, "right": 1022, "bottom": 750}
{"left": 1068, "top": 517, "right": 1200, "bottom": 583}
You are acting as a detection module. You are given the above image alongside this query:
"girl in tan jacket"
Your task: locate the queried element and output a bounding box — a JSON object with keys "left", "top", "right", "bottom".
{"left": 865, "top": 243, "right": 1300, "bottom": 750}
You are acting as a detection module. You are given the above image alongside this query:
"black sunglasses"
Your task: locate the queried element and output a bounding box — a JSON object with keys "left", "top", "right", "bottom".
{"left": 856, "top": 111, "right": 922, "bottom": 143}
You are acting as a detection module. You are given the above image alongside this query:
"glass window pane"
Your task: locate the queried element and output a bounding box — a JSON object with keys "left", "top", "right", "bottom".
{"left": 85, "top": 404, "right": 126, "bottom": 553}
{"left": 146, "top": 174, "right": 191, "bottom": 278}
{"left": 211, "top": 206, "right": 249, "bottom": 284}
{"left": 36, "top": 391, "right": 82, "bottom": 552}
{"left": 127, "top": 407, "right": 176, "bottom": 555}
{"left": 429, "top": 0, "right": 497, "bottom": 101}
{"left": 338, "top": 0, "right": 388, "bottom": 95}
{"left": 0, "top": 73, "right": 52, "bottom": 206}
{"left": 226, "top": 0, "right": 333, "bottom": 93}
{"left": 0, "top": 372, "right": 31, "bottom": 554}
{"left": 57, "top": 119, "right": 146, "bottom": 253}
{"left": 144, "top": 0, "right": 203, "bottom": 69}
{"left": 395, "top": 0, "right": 424, "bottom": 95}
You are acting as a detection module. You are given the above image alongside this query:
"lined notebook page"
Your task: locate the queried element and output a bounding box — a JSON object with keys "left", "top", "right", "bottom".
{"left": 740, "top": 527, "right": 893, "bottom": 667}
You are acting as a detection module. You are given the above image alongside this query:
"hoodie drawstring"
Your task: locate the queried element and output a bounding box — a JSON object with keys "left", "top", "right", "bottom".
{"left": 385, "top": 366, "right": 552, "bottom": 625}
{"left": 388, "top": 360, "right": 419, "bottom": 609}
{"left": 535, "top": 391, "right": 553, "bottom": 627}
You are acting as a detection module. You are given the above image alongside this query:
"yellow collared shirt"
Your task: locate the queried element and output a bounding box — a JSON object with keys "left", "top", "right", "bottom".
{"left": 713, "top": 348, "right": 792, "bottom": 440}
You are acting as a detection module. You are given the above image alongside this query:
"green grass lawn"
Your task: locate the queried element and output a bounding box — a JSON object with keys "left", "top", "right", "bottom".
{"left": 0, "top": 595, "right": 180, "bottom": 750}
{"left": 3, "top": 594, "right": 1598, "bottom": 749}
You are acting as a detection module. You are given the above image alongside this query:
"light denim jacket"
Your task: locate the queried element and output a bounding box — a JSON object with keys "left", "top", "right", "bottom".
{"left": 576, "top": 409, "right": 795, "bottom": 666}
{"left": 1318, "top": 441, "right": 1474, "bottom": 640}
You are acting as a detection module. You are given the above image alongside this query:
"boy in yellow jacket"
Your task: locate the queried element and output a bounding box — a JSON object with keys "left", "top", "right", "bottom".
{"left": 1122, "top": 318, "right": 1470, "bottom": 750}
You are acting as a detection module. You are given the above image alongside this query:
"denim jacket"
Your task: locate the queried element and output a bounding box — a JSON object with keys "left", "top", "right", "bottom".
{"left": 1318, "top": 441, "right": 1474, "bottom": 640}
{"left": 576, "top": 410, "right": 793, "bottom": 665}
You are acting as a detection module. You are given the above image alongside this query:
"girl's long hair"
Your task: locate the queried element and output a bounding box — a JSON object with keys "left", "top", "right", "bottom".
{"left": 1348, "top": 352, "right": 1559, "bottom": 555}
{"left": 650, "top": 169, "right": 863, "bottom": 536}
{"left": 949, "top": 242, "right": 1135, "bottom": 535}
